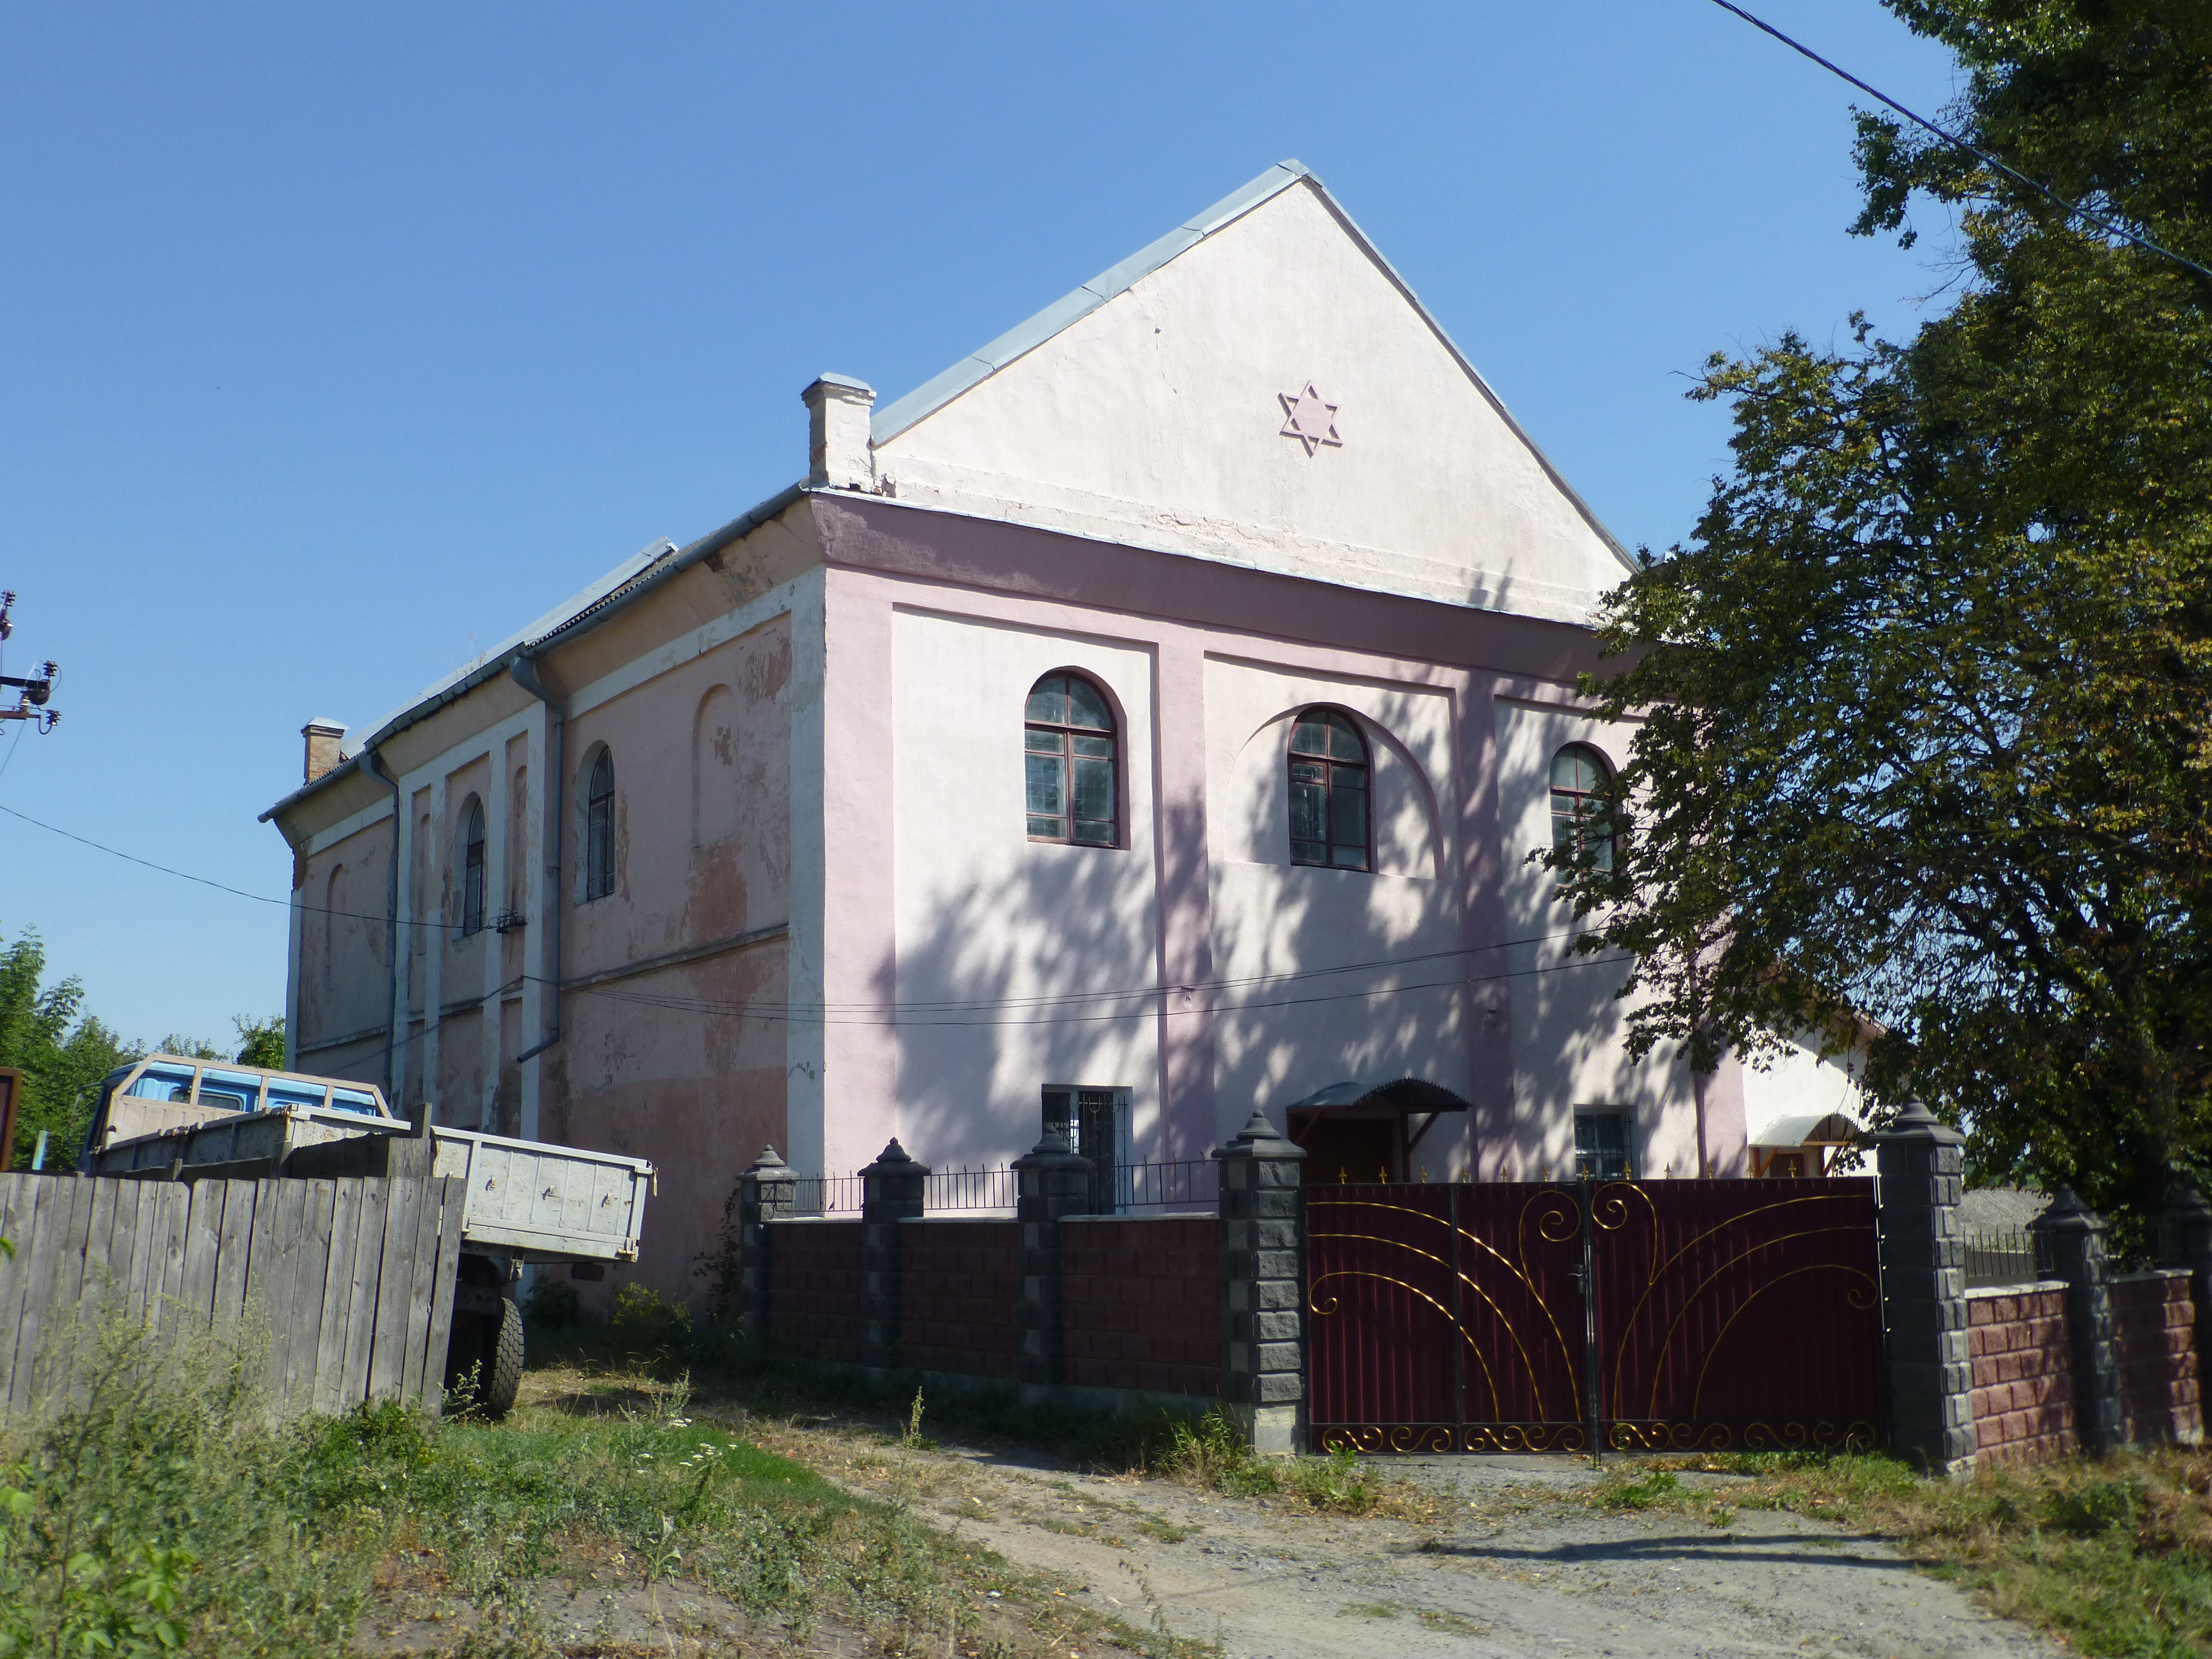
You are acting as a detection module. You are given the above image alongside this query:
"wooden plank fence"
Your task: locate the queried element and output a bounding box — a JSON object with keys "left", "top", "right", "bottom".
{"left": 0, "top": 1173, "right": 467, "bottom": 1422}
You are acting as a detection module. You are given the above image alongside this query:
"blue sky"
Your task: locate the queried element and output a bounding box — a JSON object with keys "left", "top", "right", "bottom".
{"left": 0, "top": 2, "right": 1962, "bottom": 1049}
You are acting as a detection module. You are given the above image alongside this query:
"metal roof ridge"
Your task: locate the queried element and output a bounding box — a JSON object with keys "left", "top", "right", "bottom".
{"left": 868, "top": 161, "right": 1314, "bottom": 445}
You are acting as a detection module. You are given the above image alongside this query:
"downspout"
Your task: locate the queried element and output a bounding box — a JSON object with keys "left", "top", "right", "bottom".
{"left": 509, "top": 654, "right": 564, "bottom": 1065}
{"left": 358, "top": 743, "right": 405, "bottom": 1104}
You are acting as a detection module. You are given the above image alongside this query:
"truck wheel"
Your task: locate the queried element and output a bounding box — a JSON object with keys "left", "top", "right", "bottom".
{"left": 480, "top": 1296, "right": 525, "bottom": 1420}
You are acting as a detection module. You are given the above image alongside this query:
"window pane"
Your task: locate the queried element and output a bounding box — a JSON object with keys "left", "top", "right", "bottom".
{"left": 590, "top": 752, "right": 612, "bottom": 801}
{"left": 1331, "top": 777, "right": 1367, "bottom": 848}
{"left": 1073, "top": 818, "right": 1114, "bottom": 845}
{"left": 1025, "top": 753, "right": 1065, "bottom": 816}
{"left": 1025, "top": 678, "right": 1068, "bottom": 725}
{"left": 1027, "top": 814, "right": 1063, "bottom": 839}
{"left": 1329, "top": 713, "right": 1363, "bottom": 761}
{"left": 1290, "top": 779, "right": 1327, "bottom": 843}
{"left": 1072, "top": 755, "right": 1113, "bottom": 824}
{"left": 1290, "top": 714, "right": 1329, "bottom": 755}
{"left": 1290, "top": 760, "right": 1327, "bottom": 784}
{"left": 1291, "top": 839, "right": 1327, "bottom": 864}
{"left": 1071, "top": 734, "right": 1112, "bottom": 758}
{"left": 1066, "top": 677, "right": 1112, "bottom": 730}
{"left": 1026, "top": 727, "right": 1064, "bottom": 754}
{"left": 1332, "top": 843, "right": 1368, "bottom": 869}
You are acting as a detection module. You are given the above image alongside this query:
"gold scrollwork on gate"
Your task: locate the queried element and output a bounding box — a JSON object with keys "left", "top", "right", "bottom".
{"left": 1316, "top": 1423, "right": 1594, "bottom": 1456}
{"left": 1603, "top": 1418, "right": 1882, "bottom": 1454}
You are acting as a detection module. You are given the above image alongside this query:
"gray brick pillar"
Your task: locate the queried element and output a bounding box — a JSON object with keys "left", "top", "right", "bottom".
{"left": 1011, "top": 1126, "right": 1091, "bottom": 1400}
{"left": 2033, "top": 1187, "right": 2123, "bottom": 1454}
{"left": 735, "top": 1146, "right": 796, "bottom": 1341}
{"left": 1873, "top": 1101, "right": 1975, "bottom": 1473}
{"left": 1217, "top": 1108, "right": 1307, "bottom": 1455}
{"left": 2156, "top": 1184, "right": 2212, "bottom": 1410}
{"left": 861, "top": 1137, "right": 928, "bottom": 1373}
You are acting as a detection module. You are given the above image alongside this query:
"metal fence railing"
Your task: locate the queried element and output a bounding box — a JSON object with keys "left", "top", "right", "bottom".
{"left": 1964, "top": 1226, "right": 2051, "bottom": 1289}
{"left": 787, "top": 1158, "right": 1220, "bottom": 1218}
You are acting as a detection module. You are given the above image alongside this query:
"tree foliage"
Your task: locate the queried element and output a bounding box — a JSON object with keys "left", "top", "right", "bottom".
{"left": 0, "top": 926, "right": 287, "bottom": 1170}
{"left": 1555, "top": 1, "right": 2212, "bottom": 1226}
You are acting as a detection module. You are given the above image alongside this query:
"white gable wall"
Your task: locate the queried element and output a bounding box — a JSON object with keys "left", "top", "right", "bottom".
{"left": 874, "top": 181, "right": 1630, "bottom": 627}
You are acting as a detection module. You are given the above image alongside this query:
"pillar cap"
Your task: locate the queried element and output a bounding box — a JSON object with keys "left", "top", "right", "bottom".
{"left": 1012, "top": 1125, "right": 1090, "bottom": 1171}
{"left": 2030, "top": 1186, "right": 2107, "bottom": 1236}
{"left": 1873, "top": 1100, "right": 1965, "bottom": 1147}
{"left": 746, "top": 1145, "right": 792, "bottom": 1177}
{"left": 861, "top": 1136, "right": 927, "bottom": 1177}
{"left": 1217, "top": 1108, "right": 1306, "bottom": 1160}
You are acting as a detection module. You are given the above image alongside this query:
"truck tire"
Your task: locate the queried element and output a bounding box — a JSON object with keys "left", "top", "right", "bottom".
{"left": 480, "top": 1296, "right": 525, "bottom": 1420}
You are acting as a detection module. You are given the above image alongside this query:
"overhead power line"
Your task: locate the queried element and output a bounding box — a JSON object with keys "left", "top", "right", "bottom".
{"left": 0, "top": 797, "right": 1626, "bottom": 1020}
{"left": 1704, "top": 0, "right": 2212, "bottom": 284}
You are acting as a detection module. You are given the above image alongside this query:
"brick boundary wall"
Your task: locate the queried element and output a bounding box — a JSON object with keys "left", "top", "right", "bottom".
{"left": 2112, "top": 1269, "right": 2202, "bottom": 1447}
{"left": 765, "top": 1219, "right": 865, "bottom": 1364}
{"left": 898, "top": 1219, "right": 1022, "bottom": 1381}
{"left": 1061, "top": 1217, "right": 1222, "bottom": 1400}
{"left": 1967, "top": 1285, "right": 2077, "bottom": 1467}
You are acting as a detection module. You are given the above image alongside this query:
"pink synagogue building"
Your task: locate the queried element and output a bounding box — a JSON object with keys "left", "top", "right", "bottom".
{"left": 263, "top": 162, "right": 1862, "bottom": 1307}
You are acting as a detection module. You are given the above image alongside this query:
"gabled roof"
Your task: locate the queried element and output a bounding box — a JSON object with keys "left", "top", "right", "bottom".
{"left": 871, "top": 160, "right": 1631, "bottom": 569}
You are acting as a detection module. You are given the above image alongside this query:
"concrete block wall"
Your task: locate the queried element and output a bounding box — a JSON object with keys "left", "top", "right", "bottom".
{"left": 2113, "top": 1270, "right": 2202, "bottom": 1446}
{"left": 1061, "top": 1217, "right": 1221, "bottom": 1398}
{"left": 1967, "top": 1286, "right": 2077, "bottom": 1466}
{"left": 898, "top": 1219, "right": 1022, "bottom": 1381}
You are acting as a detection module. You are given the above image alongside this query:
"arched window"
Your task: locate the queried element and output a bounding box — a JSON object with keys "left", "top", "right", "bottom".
{"left": 1025, "top": 673, "right": 1117, "bottom": 845}
{"left": 584, "top": 748, "right": 616, "bottom": 900}
{"left": 1549, "top": 743, "right": 1614, "bottom": 873}
{"left": 458, "top": 798, "right": 487, "bottom": 935}
{"left": 1289, "top": 708, "right": 1370, "bottom": 870}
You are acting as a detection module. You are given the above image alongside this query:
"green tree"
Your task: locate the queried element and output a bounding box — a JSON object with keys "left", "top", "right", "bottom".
{"left": 232, "top": 1015, "right": 285, "bottom": 1069}
{"left": 1555, "top": 1, "right": 2212, "bottom": 1232}
{"left": 0, "top": 928, "right": 136, "bottom": 1171}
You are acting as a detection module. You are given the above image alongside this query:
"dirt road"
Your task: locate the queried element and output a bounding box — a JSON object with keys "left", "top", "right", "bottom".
{"left": 812, "top": 1438, "right": 2059, "bottom": 1659}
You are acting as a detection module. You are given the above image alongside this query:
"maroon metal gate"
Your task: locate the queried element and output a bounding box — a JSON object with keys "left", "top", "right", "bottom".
{"left": 1307, "top": 1179, "right": 1884, "bottom": 1455}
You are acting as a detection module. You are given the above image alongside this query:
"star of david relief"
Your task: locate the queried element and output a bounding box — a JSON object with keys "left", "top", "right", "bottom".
{"left": 1279, "top": 382, "right": 1342, "bottom": 455}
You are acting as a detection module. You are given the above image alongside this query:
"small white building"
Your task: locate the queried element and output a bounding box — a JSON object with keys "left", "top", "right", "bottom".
{"left": 264, "top": 162, "right": 1856, "bottom": 1303}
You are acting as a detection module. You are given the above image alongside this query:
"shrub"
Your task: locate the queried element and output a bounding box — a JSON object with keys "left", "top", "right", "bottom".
{"left": 521, "top": 1276, "right": 580, "bottom": 1329}
{"left": 609, "top": 1283, "right": 694, "bottom": 1354}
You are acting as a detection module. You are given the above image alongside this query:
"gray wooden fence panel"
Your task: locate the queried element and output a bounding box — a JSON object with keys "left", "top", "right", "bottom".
{"left": 398, "top": 1171, "right": 445, "bottom": 1405}
{"left": 0, "top": 1177, "right": 53, "bottom": 1406}
{"left": 209, "top": 1181, "right": 256, "bottom": 1342}
{"left": 0, "top": 1174, "right": 464, "bottom": 1426}
{"left": 367, "top": 1177, "right": 420, "bottom": 1403}
{"left": 337, "top": 1179, "right": 388, "bottom": 1411}
{"left": 288, "top": 1180, "right": 337, "bottom": 1414}
{"left": 258, "top": 1180, "right": 309, "bottom": 1415}
{"left": 311, "top": 1180, "right": 363, "bottom": 1414}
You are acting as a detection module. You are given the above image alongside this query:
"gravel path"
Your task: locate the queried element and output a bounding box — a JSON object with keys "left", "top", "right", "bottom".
{"left": 825, "top": 1441, "right": 2061, "bottom": 1659}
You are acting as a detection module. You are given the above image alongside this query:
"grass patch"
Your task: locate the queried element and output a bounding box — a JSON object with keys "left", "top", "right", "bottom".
{"left": 1155, "top": 1410, "right": 1430, "bottom": 1519}
{"left": 1610, "top": 1446, "right": 2212, "bottom": 1658}
{"left": 1337, "top": 1601, "right": 1398, "bottom": 1620}
{"left": 0, "top": 1303, "right": 1200, "bottom": 1658}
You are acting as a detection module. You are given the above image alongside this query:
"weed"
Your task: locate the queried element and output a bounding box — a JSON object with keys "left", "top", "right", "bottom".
{"left": 2046, "top": 1478, "right": 2142, "bottom": 1537}
{"left": 1339, "top": 1601, "right": 1398, "bottom": 1619}
{"left": 1596, "top": 1469, "right": 1682, "bottom": 1511}
{"left": 901, "top": 1386, "right": 936, "bottom": 1451}
{"left": 1417, "top": 1608, "right": 1485, "bottom": 1635}
{"left": 608, "top": 1284, "right": 693, "bottom": 1355}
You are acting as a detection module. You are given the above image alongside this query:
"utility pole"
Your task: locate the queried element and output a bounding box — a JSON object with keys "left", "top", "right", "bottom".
{"left": 0, "top": 591, "right": 61, "bottom": 732}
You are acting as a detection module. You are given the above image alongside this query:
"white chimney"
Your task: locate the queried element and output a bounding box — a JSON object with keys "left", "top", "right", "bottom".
{"left": 802, "top": 374, "right": 876, "bottom": 491}
{"left": 302, "top": 718, "right": 347, "bottom": 784}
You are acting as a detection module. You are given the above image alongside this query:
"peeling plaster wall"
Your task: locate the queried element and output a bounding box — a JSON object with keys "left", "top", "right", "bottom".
{"left": 291, "top": 813, "right": 394, "bottom": 1085}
